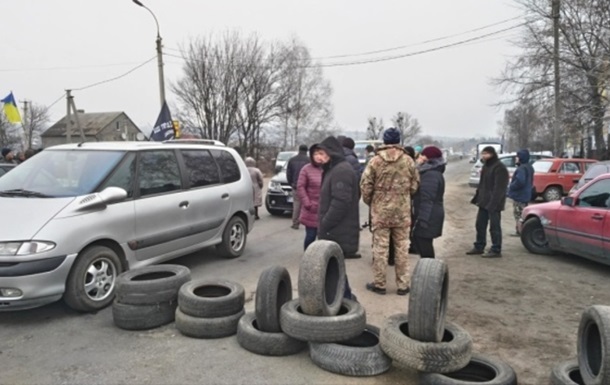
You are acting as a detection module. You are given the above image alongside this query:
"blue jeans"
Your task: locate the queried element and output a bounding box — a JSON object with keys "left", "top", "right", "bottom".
{"left": 304, "top": 227, "right": 318, "bottom": 251}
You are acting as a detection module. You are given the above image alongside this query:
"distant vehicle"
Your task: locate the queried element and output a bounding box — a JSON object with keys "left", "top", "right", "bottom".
{"left": 519, "top": 173, "right": 610, "bottom": 265}
{"left": 468, "top": 152, "right": 553, "bottom": 188}
{"left": 265, "top": 163, "right": 293, "bottom": 216}
{"left": 469, "top": 141, "right": 503, "bottom": 163}
{"left": 0, "top": 163, "right": 16, "bottom": 177}
{"left": 354, "top": 140, "right": 383, "bottom": 165}
{"left": 274, "top": 151, "right": 297, "bottom": 171}
{"left": 569, "top": 160, "right": 610, "bottom": 195}
{"left": 531, "top": 158, "right": 597, "bottom": 201}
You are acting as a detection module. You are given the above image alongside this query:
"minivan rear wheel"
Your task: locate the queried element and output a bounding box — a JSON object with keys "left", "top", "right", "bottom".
{"left": 64, "top": 245, "right": 123, "bottom": 312}
{"left": 216, "top": 216, "right": 247, "bottom": 258}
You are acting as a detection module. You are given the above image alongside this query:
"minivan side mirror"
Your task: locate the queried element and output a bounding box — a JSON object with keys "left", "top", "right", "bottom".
{"left": 274, "top": 165, "right": 282, "bottom": 174}
{"left": 77, "top": 187, "right": 127, "bottom": 212}
{"left": 561, "top": 196, "right": 574, "bottom": 206}
{"left": 99, "top": 187, "right": 128, "bottom": 204}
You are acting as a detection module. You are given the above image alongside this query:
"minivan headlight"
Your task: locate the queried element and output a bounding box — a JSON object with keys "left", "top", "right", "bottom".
{"left": 268, "top": 181, "right": 283, "bottom": 191}
{"left": 0, "top": 241, "right": 56, "bottom": 256}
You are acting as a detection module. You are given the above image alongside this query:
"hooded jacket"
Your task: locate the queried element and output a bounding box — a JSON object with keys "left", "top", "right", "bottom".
{"left": 296, "top": 145, "right": 323, "bottom": 228}
{"left": 507, "top": 149, "right": 534, "bottom": 203}
{"left": 412, "top": 158, "right": 445, "bottom": 239}
{"left": 360, "top": 144, "right": 419, "bottom": 230}
{"left": 343, "top": 147, "right": 362, "bottom": 180}
{"left": 317, "top": 136, "right": 360, "bottom": 255}
{"left": 473, "top": 152, "right": 509, "bottom": 212}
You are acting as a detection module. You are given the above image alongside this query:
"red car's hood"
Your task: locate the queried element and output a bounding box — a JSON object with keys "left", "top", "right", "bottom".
{"left": 523, "top": 200, "right": 562, "bottom": 215}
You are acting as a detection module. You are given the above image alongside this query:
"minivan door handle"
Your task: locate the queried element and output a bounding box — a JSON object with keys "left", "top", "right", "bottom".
{"left": 221, "top": 193, "right": 229, "bottom": 199}
{"left": 591, "top": 214, "right": 604, "bottom": 221}
{"left": 179, "top": 201, "right": 189, "bottom": 209}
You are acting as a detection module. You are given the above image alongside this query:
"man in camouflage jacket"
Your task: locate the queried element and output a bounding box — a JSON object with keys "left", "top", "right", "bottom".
{"left": 360, "top": 128, "right": 419, "bottom": 295}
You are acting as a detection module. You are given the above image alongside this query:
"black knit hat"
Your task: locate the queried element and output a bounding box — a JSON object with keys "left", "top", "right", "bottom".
{"left": 481, "top": 146, "right": 497, "bottom": 155}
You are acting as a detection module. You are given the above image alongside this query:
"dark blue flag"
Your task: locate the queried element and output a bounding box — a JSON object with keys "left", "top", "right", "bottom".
{"left": 150, "top": 101, "right": 174, "bottom": 141}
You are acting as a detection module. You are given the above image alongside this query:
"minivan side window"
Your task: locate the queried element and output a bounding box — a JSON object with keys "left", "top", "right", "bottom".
{"left": 210, "top": 150, "right": 241, "bottom": 184}
{"left": 578, "top": 179, "right": 610, "bottom": 209}
{"left": 99, "top": 152, "right": 136, "bottom": 198}
{"left": 138, "top": 150, "right": 182, "bottom": 197}
{"left": 181, "top": 150, "right": 221, "bottom": 188}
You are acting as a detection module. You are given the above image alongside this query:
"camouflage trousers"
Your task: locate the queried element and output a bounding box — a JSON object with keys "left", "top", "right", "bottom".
{"left": 372, "top": 226, "right": 410, "bottom": 290}
{"left": 513, "top": 201, "right": 528, "bottom": 221}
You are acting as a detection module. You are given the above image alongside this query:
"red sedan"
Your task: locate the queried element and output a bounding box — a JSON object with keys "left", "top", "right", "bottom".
{"left": 519, "top": 173, "right": 610, "bottom": 264}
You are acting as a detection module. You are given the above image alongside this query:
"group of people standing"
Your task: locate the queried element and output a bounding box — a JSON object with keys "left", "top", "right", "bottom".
{"left": 1, "top": 147, "right": 38, "bottom": 164}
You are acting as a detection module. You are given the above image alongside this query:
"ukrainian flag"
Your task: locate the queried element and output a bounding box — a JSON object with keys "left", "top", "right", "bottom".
{"left": 1, "top": 92, "right": 22, "bottom": 124}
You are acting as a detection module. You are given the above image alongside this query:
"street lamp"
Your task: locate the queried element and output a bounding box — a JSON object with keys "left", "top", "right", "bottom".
{"left": 132, "top": 0, "right": 166, "bottom": 107}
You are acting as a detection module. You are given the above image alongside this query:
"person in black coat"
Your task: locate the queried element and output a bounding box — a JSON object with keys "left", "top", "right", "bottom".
{"left": 412, "top": 146, "right": 446, "bottom": 258}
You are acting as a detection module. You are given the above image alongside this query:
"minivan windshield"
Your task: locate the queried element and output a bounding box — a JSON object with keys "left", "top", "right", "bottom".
{"left": 0, "top": 149, "right": 126, "bottom": 197}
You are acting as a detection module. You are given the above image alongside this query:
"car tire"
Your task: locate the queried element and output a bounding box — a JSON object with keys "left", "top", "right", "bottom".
{"left": 550, "top": 359, "right": 584, "bottom": 385}
{"left": 64, "top": 245, "right": 123, "bottom": 312}
{"left": 520, "top": 217, "right": 552, "bottom": 255}
{"left": 255, "top": 266, "right": 293, "bottom": 333}
{"left": 309, "top": 325, "right": 391, "bottom": 377}
{"left": 216, "top": 216, "right": 247, "bottom": 258}
{"left": 112, "top": 300, "right": 176, "bottom": 330}
{"left": 419, "top": 353, "right": 517, "bottom": 385}
{"left": 178, "top": 279, "right": 245, "bottom": 318}
{"left": 543, "top": 186, "right": 563, "bottom": 202}
{"left": 175, "top": 307, "right": 245, "bottom": 339}
{"left": 298, "top": 240, "right": 346, "bottom": 316}
{"left": 236, "top": 312, "right": 306, "bottom": 356}
{"left": 379, "top": 314, "right": 472, "bottom": 373}
{"left": 115, "top": 265, "right": 191, "bottom": 305}
{"left": 408, "top": 259, "right": 449, "bottom": 342}
{"left": 578, "top": 305, "right": 610, "bottom": 385}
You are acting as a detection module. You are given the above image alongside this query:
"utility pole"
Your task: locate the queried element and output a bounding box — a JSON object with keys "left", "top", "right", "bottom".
{"left": 552, "top": 0, "right": 562, "bottom": 156}
{"left": 66, "top": 90, "right": 72, "bottom": 143}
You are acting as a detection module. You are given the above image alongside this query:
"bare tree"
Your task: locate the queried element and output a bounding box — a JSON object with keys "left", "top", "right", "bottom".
{"left": 23, "top": 103, "right": 50, "bottom": 149}
{"left": 392, "top": 112, "right": 422, "bottom": 145}
{"left": 366, "top": 117, "right": 384, "bottom": 140}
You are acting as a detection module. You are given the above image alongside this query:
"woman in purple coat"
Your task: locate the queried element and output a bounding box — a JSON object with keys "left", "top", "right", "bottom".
{"left": 296, "top": 144, "right": 324, "bottom": 250}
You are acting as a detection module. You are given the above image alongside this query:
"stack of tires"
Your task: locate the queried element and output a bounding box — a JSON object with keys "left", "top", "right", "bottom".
{"left": 550, "top": 305, "right": 610, "bottom": 385}
{"left": 280, "top": 241, "right": 389, "bottom": 377}
{"left": 236, "top": 266, "right": 306, "bottom": 356}
{"left": 113, "top": 265, "right": 191, "bottom": 330}
{"left": 380, "top": 259, "right": 518, "bottom": 385}
{"left": 175, "top": 279, "right": 245, "bottom": 339}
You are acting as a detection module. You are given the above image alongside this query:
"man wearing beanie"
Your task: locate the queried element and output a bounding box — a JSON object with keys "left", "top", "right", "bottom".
{"left": 467, "top": 146, "right": 509, "bottom": 258}
{"left": 286, "top": 144, "right": 310, "bottom": 229}
{"left": 360, "top": 127, "right": 419, "bottom": 295}
{"left": 1, "top": 148, "right": 16, "bottom": 164}
{"left": 341, "top": 137, "right": 361, "bottom": 180}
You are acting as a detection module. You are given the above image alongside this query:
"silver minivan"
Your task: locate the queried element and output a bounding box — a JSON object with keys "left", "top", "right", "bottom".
{"left": 0, "top": 141, "right": 254, "bottom": 312}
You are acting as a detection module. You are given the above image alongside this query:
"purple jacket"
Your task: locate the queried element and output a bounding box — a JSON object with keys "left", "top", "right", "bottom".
{"left": 297, "top": 163, "right": 323, "bottom": 228}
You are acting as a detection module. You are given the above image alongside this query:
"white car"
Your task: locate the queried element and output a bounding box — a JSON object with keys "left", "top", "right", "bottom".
{"left": 468, "top": 152, "right": 553, "bottom": 188}
{"left": 274, "top": 151, "right": 297, "bottom": 171}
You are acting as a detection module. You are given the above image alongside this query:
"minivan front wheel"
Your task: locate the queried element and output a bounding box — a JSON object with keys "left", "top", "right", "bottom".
{"left": 217, "top": 216, "right": 247, "bottom": 258}
{"left": 64, "top": 245, "right": 122, "bottom": 312}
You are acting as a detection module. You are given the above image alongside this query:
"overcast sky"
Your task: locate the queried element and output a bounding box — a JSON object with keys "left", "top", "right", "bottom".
{"left": 1, "top": 0, "right": 523, "bottom": 139}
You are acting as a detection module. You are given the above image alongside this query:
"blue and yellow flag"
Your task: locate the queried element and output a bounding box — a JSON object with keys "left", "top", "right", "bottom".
{"left": 1, "top": 92, "right": 22, "bottom": 124}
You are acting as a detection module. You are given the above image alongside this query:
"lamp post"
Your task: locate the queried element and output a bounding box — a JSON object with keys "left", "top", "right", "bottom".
{"left": 132, "top": 0, "right": 165, "bottom": 107}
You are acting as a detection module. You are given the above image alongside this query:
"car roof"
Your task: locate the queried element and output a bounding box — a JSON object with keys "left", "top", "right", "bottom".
{"left": 45, "top": 141, "right": 228, "bottom": 152}
{"left": 534, "top": 158, "right": 597, "bottom": 162}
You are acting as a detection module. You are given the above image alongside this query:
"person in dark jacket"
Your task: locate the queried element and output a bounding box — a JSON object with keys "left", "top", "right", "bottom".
{"left": 507, "top": 149, "right": 534, "bottom": 236}
{"left": 286, "top": 145, "right": 310, "bottom": 230}
{"left": 342, "top": 137, "right": 362, "bottom": 180}
{"left": 466, "top": 146, "right": 509, "bottom": 258}
{"left": 412, "top": 146, "right": 445, "bottom": 258}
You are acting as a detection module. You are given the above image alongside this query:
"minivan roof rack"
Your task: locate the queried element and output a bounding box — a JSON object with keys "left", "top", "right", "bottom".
{"left": 163, "top": 139, "right": 225, "bottom": 146}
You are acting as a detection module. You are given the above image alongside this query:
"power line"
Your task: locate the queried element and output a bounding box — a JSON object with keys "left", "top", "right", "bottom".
{"left": 72, "top": 56, "right": 156, "bottom": 91}
{"left": 0, "top": 60, "right": 158, "bottom": 73}
{"left": 46, "top": 93, "right": 67, "bottom": 110}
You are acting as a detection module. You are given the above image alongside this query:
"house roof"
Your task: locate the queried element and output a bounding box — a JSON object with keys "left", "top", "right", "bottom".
{"left": 42, "top": 111, "right": 139, "bottom": 137}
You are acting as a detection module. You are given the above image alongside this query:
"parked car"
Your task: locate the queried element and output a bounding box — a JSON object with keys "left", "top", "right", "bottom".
{"left": 468, "top": 152, "right": 553, "bottom": 188}
{"left": 0, "top": 141, "right": 254, "bottom": 312}
{"left": 519, "top": 173, "right": 610, "bottom": 265}
{"left": 569, "top": 160, "right": 610, "bottom": 195}
{"left": 265, "top": 163, "right": 293, "bottom": 216}
{"left": 274, "top": 151, "right": 297, "bottom": 171}
{"left": 531, "top": 158, "right": 597, "bottom": 201}
{"left": 354, "top": 140, "right": 383, "bottom": 166}
{"left": 0, "top": 163, "right": 16, "bottom": 177}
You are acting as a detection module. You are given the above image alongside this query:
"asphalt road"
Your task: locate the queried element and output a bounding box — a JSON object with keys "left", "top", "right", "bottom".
{"left": 0, "top": 160, "right": 470, "bottom": 385}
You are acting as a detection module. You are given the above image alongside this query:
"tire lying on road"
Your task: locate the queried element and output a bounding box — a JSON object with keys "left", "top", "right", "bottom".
{"left": 298, "top": 240, "right": 346, "bottom": 317}
{"left": 115, "top": 265, "right": 191, "bottom": 305}
{"left": 309, "top": 325, "right": 391, "bottom": 377}
{"left": 175, "top": 307, "right": 245, "bottom": 339}
{"left": 419, "top": 353, "right": 517, "bottom": 385}
{"left": 578, "top": 305, "right": 610, "bottom": 385}
{"left": 550, "top": 359, "right": 584, "bottom": 385}
{"left": 236, "top": 312, "right": 306, "bottom": 356}
{"left": 280, "top": 298, "right": 365, "bottom": 343}
{"left": 408, "top": 258, "right": 449, "bottom": 342}
{"left": 112, "top": 300, "right": 177, "bottom": 331}
{"left": 380, "top": 314, "right": 472, "bottom": 373}
{"left": 255, "top": 266, "right": 293, "bottom": 333}
{"left": 178, "top": 279, "right": 245, "bottom": 318}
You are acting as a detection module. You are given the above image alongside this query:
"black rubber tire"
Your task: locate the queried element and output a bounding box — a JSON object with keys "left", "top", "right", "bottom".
{"left": 298, "top": 240, "right": 346, "bottom": 316}
{"left": 255, "top": 266, "right": 293, "bottom": 333}
{"left": 112, "top": 300, "right": 176, "bottom": 330}
{"left": 578, "top": 305, "right": 610, "bottom": 385}
{"left": 280, "top": 298, "right": 366, "bottom": 343}
{"left": 115, "top": 264, "right": 191, "bottom": 305}
{"left": 175, "top": 307, "right": 245, "bottom": 339}
{"left": 178, "top": 279, "right": 245, "bottom": 318}
{"left": 419, "top": 353, "right": 518, "bottom": 385}
{"left": 543, "top": 186, "right": 563, "bottom": 202}
{"left": 236, "top": 312, "right": 306, "bottom": 356}
{"left": 379, "top": 314, "right": 472, "bottom": 373}
{"left": 309, "top": 325, "right": 391, "bottom": 377}
{"left": 64, "top": 245, "right": 123, "bottom": 312}
{"left": 550, "top": 359, "right": 584, "bottom": 385}
{"left": 408, "top": 258, "right": 449, "bottom": 342}
{"left": 215, "top": 216, "right": 247, "bottom": 258}
{"left": 520, "top": 217, "right": 553, "bottom": 255}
